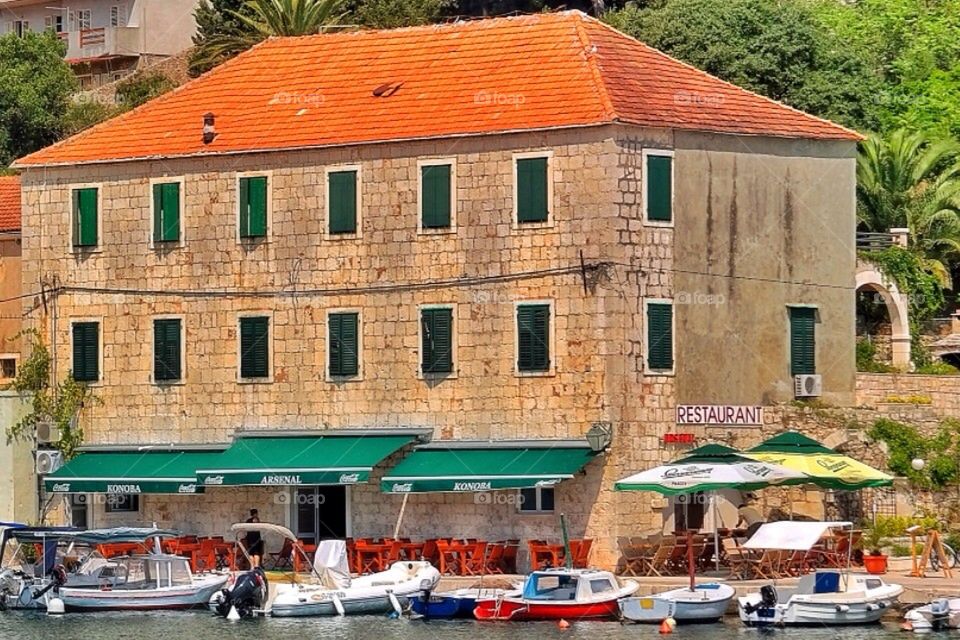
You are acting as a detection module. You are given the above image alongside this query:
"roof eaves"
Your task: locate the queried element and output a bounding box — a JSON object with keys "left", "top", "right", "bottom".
{"left": 573, "top": 13, "right": 617, "bottom": 121}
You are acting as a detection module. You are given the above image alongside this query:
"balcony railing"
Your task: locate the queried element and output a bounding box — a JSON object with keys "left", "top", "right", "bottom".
{"left": 79, "top": 27, "right": 105, "bottom": 48}
{"left": 856, "top": 232, "right": 896, "bottom": 251}
{"left": 62, "top": 26, "right": 140, "bottom": 61}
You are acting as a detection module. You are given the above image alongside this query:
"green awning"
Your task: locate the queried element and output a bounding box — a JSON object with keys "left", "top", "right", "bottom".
{"left": 380, "top": 442, "right": 597, "bottom": 493}
{"left": 44, "top": 449, "right": 222, "bottom": 494}
{"left": 196, "top": 432, "right": 417, "bottom": 487}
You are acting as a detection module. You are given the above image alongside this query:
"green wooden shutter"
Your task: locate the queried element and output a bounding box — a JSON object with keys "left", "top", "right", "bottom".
{"left": 239, "top": 176, "right": 267, "bottom": 238}
{"left": 329, "top": 312, "right": 359, "bottom": 376}
{"left": 154, "top": 318, "right": 182, "bottom": 381}
{"left": 239, "top": 316, "right": 269, "bottom": 378}
{"left": 517, "top": 304, "right": 550, "bottom": 371}
{"left": 153, "top": 182, "right": 180, "bottom": 243}
{"left": 73, "top": 188, "right": 98, "bottom": 247}
{"left": 72, "top": 322, "right": 99, "bottom": 382}
{"left": 789, "top": 307, "right": 816, "bottom": 375}
{"left": 516, "top": 157, "right": 548, "bottom": 223}
{"left": 421, "top": 308, "right": 453, "bottom": 373}
{"left": 647, "top": 302, "right": 674, "bottom": 370}
{"left": 421, "top": 164, "right": 451, "bottom": 229}
{"left": 329, "top": 171, "right": 357, "bottom": 234}
{"left": 646, "top": 154, "right": 673, "bottom": 222}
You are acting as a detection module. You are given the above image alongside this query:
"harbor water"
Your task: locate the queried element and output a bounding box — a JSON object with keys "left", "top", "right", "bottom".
{"left": 0, "top": 612, "right": 911, "bottom": 640}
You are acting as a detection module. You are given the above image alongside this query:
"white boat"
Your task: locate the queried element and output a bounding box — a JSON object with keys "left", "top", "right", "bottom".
{"left": 0, "top": 526, "right": 123, "bottom": 610}
{"left": 57, "top": 553, "right": 228, "bottom": 612}
{"left": 620, "top": 583, "right": 735, "bottom": 623}
{"left": 904, "top": 598, "right": 960, "bottom": 632}
{"left": 270, "top": 539, "right": 441, "bottom": 617}
{"left": 736, "top": 521, "right": 903, "bottom": 627}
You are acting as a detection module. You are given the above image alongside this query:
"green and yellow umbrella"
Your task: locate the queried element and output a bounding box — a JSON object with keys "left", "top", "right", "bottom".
{"left": 746, "top": 432, "right": 892, "bottom": 490}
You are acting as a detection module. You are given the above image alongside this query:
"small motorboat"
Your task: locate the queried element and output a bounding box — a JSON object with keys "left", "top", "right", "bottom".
{"left": 736, "top": 521, "right": 903, "bottom": 627}
{"left": 904, "top": 598, "right": 960, "bottom": 632}
{"left": 411, "top": 587, "right": 508, "bottom": 619}
{"left": 473, "top": 568, "right": 639, "bottom": 621}
{"left": 270, "top": 539, "right": 441, "bottom": 617}
{"left": 620, "top": 583, "right": 735, "bottom": 623}
{"left": 211, "top": 522, "right": 289, "bottom": 618}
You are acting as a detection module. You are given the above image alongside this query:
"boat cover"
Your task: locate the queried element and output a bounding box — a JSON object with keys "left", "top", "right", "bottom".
{"left": 743, "top": 521, "right": 852, "bottom": 551}
{"left": 313, "top": 540, "right": 351, "bottom": 589}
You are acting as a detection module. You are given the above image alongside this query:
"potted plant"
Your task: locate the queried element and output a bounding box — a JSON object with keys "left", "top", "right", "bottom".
{"left": 860, "top": 527, "right": 889, "bottom": 574}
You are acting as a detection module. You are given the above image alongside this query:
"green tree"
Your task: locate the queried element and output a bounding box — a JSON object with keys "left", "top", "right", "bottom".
{"left": 603, "top": 0, "right": 882, "bottom": 131}
{"left": 116, "top": 72, "right": 177, "bottom": 109}
{"left": 0, "top": 31, "right": 78, "bottom": 167}
{"left": 857, "top": 128, "right": 960, "bottom": 286}
{"left": 190, "top": 0, "right": 344, "bottom": 76}
{"left": 344, "top": 0, "right": 451, "bottom": 29}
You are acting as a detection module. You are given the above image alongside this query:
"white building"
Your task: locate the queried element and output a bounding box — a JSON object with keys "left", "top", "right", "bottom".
{"left": 0, "top": 0, "right": 199, "bottom": 88}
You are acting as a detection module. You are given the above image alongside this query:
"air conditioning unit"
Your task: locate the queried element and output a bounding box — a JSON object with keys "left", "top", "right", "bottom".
{"left": 36, "top": 450, "right": 63, "bottom": 475}
{"left": 794, "top": 374, "right": 823, "bottom": 398}
{"left": 36, "top": 421, "right": 60, "bottom": 445}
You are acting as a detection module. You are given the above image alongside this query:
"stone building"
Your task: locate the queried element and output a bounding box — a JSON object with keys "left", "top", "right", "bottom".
{"left": 14, "top": 11, "right": 859, "bottom": 568}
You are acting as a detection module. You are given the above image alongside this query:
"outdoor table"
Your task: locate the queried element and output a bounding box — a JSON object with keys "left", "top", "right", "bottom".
{"left": 293, "top": 542, "right": 317, "bottom": 573}
{"left": 356, "top": 542, "right": 392, "bottom": 573}
{"left": 530, "top": 543, "right": 566, "bottom": 569}
{"left": 399, "top": 542, "right": 424, "bottom": 561}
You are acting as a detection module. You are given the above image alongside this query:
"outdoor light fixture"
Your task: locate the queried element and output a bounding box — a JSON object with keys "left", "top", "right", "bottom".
{"left": 586, "top": 422, "right": 613, "bottom": 452}
{"left": 202, "top": 112, "right": 216, "bottom": 144}
{"left": 912, "top": 458, "right": 926, "bottom": 471}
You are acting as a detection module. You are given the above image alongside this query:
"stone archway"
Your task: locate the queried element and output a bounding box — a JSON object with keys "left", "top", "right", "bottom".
{"left": 856, "top": 263, "right": 911, "bottom": 369}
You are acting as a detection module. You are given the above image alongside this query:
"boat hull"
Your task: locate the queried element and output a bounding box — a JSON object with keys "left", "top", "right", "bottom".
{"left": 474, "top": 598, "right": 621, "bottom": 621}
{"left": 410, "top": 589, "right": 504, "bottom": 619}
{"left": 904, "top": 599, "right": 960, "bottom": 632}
{"left": 738, "top": 598, "right": 893, "bottom": 626}
{"left": 59, "top": 576, "right": 228, "bottom": 612}
{"left": 621, "top": 584, "right": 735, "bottom": 623}
{"left": 272, "top": 593, "right": 410, "bottom": 617}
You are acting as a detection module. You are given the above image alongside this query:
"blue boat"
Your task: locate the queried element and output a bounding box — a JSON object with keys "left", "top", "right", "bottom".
{"left": 411, "top": 588, "right": 506, "bottom": 619}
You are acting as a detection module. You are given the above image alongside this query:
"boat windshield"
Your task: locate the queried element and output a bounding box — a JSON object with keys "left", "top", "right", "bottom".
{"left": 108, "top": 556, "right": 193, "bottom": 588}
{"left": 523, "top": 573, "right": 579, "bottom": 601}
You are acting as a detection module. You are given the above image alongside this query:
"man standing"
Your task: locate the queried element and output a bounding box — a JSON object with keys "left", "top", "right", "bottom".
{"left": 245, "top": 508, "right": 264, "bottom": 568}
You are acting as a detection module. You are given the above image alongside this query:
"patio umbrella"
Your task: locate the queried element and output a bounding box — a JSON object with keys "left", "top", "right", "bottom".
{"left": 745, "top": 432, "right": 893, "bottom": 490}
{"left": 614, "top": 444, "right": 808, "bottom": 576}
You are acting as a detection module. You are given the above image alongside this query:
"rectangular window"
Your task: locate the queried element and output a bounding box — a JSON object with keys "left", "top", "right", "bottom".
{"left": 646, "top": 153, "right": 673, "bottom": 222}
{"left": 328, "top": 312, "right": 359, "bottom": 377}
{"left": 72, "top": 322, "right": 99, "bottom": 382}
{"left": 69, "top": 494, "right": 88, "bottom": 528}
{"left": 72, "top": 187, "right": 98, "bottom": 248}
{"left": 153, "top": 318, "right": 182, "bottom": 382}
{"left": 789, "top": 307, "right": 816, "bottom": 375}
{"left": 76, "top": 10, "right": 91, "bottom": 30}
{"left": 238, "top": 176, "right": 268, "bottom": 238}
{"left": 110, "top": 5, "right": 126, "bottom": 27}
{"left": 328, "top": 170, "right": 358, "bottom": 234}
{"left": 11, "top": 20, "right": 28, "bottom": 36}
{"left": 105, "top": 495, "right": 139, "bottom": 513}
{"left": 646, "top": 302, "right": 674, "bottom": 371}
{"left": 517, "top": 303, "right": 550, "bottom": 372}
{"left": 420, "top": 164, "right": 451, "bottom": 229}
{"left": 152, "top": 182, "right": 180, "bottom": 243}
{"left": 239, "top": 316, "right": 269, "bottom": 379}
{"left": 420, "top": 308, "right": 453, "bottom": 374}
{"left": 519, "top": 487, "right": 555, "bottom": 513}
{"left": 0, "top": 358, "right": 15, "bottom": 379}
{"left": 516, "top": 157, "right": 549, "bottom": 223}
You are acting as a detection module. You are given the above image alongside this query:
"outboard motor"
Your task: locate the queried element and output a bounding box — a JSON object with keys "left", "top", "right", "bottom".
{"left": 743, "top": 585, "right": 778, "bottom": 615}
{"left": 214, "top": 567, "right": 268, "bottom": 619}
{"left": 929, "top": 598, "right": 951, "bottom": 631}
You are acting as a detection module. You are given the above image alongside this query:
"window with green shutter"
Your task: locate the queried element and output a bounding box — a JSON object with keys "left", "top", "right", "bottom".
{"left": 72, "top": 322, "right": 99, "bottom": 382}
{"left": 517, "top": 304, "right": 550, "bottom": 372}
{"left": 238, "top": 176, "right": 268, "bottom": 238}
{"left": 789, "top": 307, "right": 816, "bottom": 375}
{"left": 239, "top": 316, "right": 269, "bottom": 379}
{"left": 154, "top": 318, "right": 182, "bottom": 382}
{"left": 328, "top": 170, "right": 358, "bottom": 234}
{"left": 647, "top": 302, "right": 674, "bottom": 371}
{"left": 72, "top": 188, "right": 98, "bottom": 248}
{"left": 421, "top": 164, "right": 452, "bottom": 229}
{"left": 153, "top": 182, "right": 181, "bottom": 243}
{"left": 646, "top": 154, "right": 673, "bottom": 222}
{"left": 516, "top": 157, "right": 549, "bottom": 223}
{"left": 421, "top": 308, "right": 453, "bottom": 374}
{"left": 329, "top": 312, "right": 359, "bottom": 377}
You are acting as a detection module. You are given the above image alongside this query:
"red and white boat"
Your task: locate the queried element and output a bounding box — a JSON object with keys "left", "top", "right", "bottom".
{"left": 474, "top": 568, "right": 638, "bottom": 621}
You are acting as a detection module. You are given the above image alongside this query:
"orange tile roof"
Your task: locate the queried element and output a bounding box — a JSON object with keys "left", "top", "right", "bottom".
{"left": 0, "top": 176, "right": 21, "bottom": 232}
{"left": 16, "top": 11, "right": 859, "bottom": 168}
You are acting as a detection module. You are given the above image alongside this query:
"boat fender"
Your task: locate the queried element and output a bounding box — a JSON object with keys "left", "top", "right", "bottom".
{"left": 558, "top": 619, "right": 570, "bottom": 629}
{"left": 331, "top": 593, "right": 345, "bottom": 616}
{"left": 658, "top": 618, "right": 673, "bottom": 634}
{"left": 47, "top": 598, "right": 65, "bottom": 615}
{"left": 388, "top": 591, "right": 403, "bottom": 616}
{"left": 836, "top": 604, "right": 850, "bottom": 613}
{"left": 866, "top": 604, "right": 877, "bottom": 612}
{"left": 227, "top": 606, "right": 241, "bottom": 622}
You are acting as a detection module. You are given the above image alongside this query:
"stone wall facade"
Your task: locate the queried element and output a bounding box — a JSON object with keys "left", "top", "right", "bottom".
{"left": 857, "top": 372, "right": 960, "bottom": 411}
{"left": 21, "top": 123, "right": 856, "bottom": 569}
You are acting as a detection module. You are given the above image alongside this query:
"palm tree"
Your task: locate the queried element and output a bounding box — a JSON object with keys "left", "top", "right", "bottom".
{"left": 857, "top": 128, "right": 960, "bottom": 286}
{"left": 192, "top": 0, "right": 344, "bottom": 74}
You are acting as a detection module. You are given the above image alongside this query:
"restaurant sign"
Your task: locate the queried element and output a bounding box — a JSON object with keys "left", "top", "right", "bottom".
{"left": 676, "top": 405, "right": 764, "bottom": 426}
